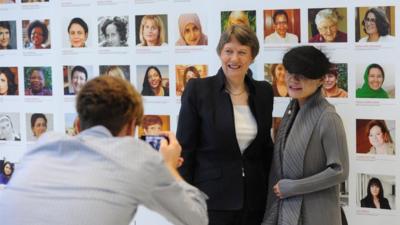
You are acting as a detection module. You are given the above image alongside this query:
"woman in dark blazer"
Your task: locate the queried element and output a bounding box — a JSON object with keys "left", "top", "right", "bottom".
{"left": 177, "top": 25, "right": 274, "bottom": 225}
{"left": 361, "top": 177, "right": 391, "bottom": 209}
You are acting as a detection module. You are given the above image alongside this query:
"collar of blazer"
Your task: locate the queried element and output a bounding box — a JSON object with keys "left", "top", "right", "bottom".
{"left": 214, "top": 67, "right": 256, "bottom": 95}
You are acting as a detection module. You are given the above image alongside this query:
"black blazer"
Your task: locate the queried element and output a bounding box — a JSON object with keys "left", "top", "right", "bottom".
{"left": 361, "top": 197, "right": 391, "bottom": 209}
{"left": 177, "top": 68, "right": 274, "bottom": 211}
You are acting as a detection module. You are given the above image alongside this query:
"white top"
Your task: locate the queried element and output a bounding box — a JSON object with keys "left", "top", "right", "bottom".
{"left": 233, "top": 105, "right": 257, "bottom": 154}
{"left": 358, "top": 35, "right": 395, "bottom": 42}
{"left": 264, "top": 31, "right": 299, "bottom": 44}
{"left": 0, "top": 126, "right": 208, "bottom": 225}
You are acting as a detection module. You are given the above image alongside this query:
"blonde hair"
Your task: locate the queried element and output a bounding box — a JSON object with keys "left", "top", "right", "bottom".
{"left": 139, "top": 15, "right": 165, "bottom": 46}
{"left": 105, "top": 66, "right": 126, "bottom": 80}
{"left": 227, "top": 11, "right": 250, "bottom": 29}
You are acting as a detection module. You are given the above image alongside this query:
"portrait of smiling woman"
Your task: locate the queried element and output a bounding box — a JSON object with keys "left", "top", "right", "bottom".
{"left": 309, "top": 8, "right": 347, "bottom": 43}
{"left": 357, "top": 7, "right": 395, "bottom": 42}
{"left": 356, "top": 63, "right": 394, "bottom": 99}
{"left": 67, "top": 17, "right": 88, "bottom": 48}
{"left": 23, "top": 20, "right": 51, "bottom": 49}
{"left": 140, "top": 65, "right": 169, "bottom": 96}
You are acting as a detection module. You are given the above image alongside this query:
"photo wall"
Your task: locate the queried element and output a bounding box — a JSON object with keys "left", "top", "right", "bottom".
{"left": 1, "top": 0, "right": 399, "bottom": 224}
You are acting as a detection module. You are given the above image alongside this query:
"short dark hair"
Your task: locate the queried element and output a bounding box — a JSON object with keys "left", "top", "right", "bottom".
{"left": 0, "top": 68, "right": 17, "bottom": 95}
{"left": 0, "top": 21, "right": 11, "bottom": 31}
{"left": 217, "top": 24, "right": 259, "bottom": 59}
{"left": 273, "top": 10, "right": 289, "bottom": 23}
{"left": 68, "top": 17, "right": 88, "bottom": 34}
{"left": 31, "top": 113, "right": 47, "bottom": 129}
{"left": 71, "top": 66, "right": 88, "bottom": 81}
{"left": 362, "top": 8, "right": 390, "bottom": 36}
{"left": 27, "top": 20, "right": 49, "bottom": 43}
{"left": 76, "top": 76, "right": 143, "bottom": 136}
{"left": 1, "top": 161, "right": 14, "bottom": 177}
{"left": 283, "top": 45, "right": 331, "bottom": 79}
{"left": 101, "top": 17, "right": 127, "bottom": 43}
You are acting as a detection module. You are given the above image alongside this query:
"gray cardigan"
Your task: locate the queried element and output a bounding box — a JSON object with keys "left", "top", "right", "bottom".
{"left": 262, "top": 90, "right": 349, "bottom": 225}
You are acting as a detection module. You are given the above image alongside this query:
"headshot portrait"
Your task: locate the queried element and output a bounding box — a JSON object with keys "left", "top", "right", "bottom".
{"left": 309, "top": 8, "right": 347, "bottom": 43}
{"left": 221, "top": 10, "right": 256, "bottom": 32}
{"left": 175, "top": 65, "right": 207, "bottom": 96}
{"left": 99, "top": 65, "right": 130, "bottom": 80}
{"left": 64, "top": 113, "right": 78, "bottom": 136}
{"left": 356, "top": 119, "right": 395, "bottom": 155}
{"left": 264, "top": 63, "right": 289, "bottom": 97}
{"left": 98, "top": 16, "right": 128, "bottom": 47}
{"left": 356, "top": 7, "right": 395, "bottom": 42}
{"left": 356, "top": 63, "right": 394, "bottom": 99}
{"left": 63, "top": 65, "right": 91, "bottom": 95}
{"left": 357, "top": 174, "right": 395, "bottom": 210}
{"left": 0, "top": 21, "right": 17, "bottom": 50}
{"left": 322, "top": 63, "right": 348, "bottom": 98}
{"left": 0, "top": 67, "right": 18, "bottom": 96}
{"left": 136, "top": 15, "right": 168, "bottom": 47}
{"left": 137, "top": 65, "right": 169, "bottom": 96}
{"left": 264, "top": 9, "right": 300, "bottom": 44}
{"left": 22, "top": 19, "right": 51, "bottom": 49}
{"left": 176, "top": 13, "right": 208, "bottom": 46}
{"left": 24, "top": 67, "right": 52, "bottom": 96}
{"left": 0, "top": 161, "right": 15, "bottom": 186}
{"left": 0, "top": 113, "right": 21, "bottom": 141}
{"left": 26, "top": 113, "right": 53, "bottom": 141}
{"left": 138, "top": 114, "right": 170, "bottom": 137}
{"left": 65, "top": 17, "right": 89, "bottom": 48}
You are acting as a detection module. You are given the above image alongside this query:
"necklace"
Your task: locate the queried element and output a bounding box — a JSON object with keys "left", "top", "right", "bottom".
{"left": 225, "top": 87, "right": 246, "bottom": 96}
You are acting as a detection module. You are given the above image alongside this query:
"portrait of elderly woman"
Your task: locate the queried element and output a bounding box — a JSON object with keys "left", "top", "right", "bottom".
{"left": 357, "top": 7, "right": 395, "bottom": 42}
{"left": 23, "top": 20, "right": 51, "bottom": 49}
{"left": 67, "top": 17, "right": 89, "bottom": 48}
{"left": 176, "top": 13, "right": 208, "bottom": 46}
{"left": 356, "top": 63, "right": 394, "bottom": 99}
{"left": 0, "top": 114, "right": 20, "bottom": 141}
{"left": 24, "top": 67, "right": 52, "bottom": 96}
{"left": 356, "top": 119, "right": 395, "bottom": 155}
{"left": 64, "top": 66, "right": 88, "bottom": 95}
{"left": 98, "top": 16, "right": 128, "bottom": 47}
{"left": 136, "top": 15, "right": 168, "bottom": 46}
{"left": 221, "top": 10, "right": 256, "bottom": 32}
{"left": 309, "top": 8, "right": 347, "bottom": 43}
{"left": 0, "top": 21, "right": 17, "bottom": 49}
{"left": 0, "top": 67, "right": 18, "bottom": 95}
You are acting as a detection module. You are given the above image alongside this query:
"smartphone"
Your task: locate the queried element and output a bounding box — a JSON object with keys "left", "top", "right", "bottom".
{"left": 140, "top": 135, "right": 166, "bottom": 151}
